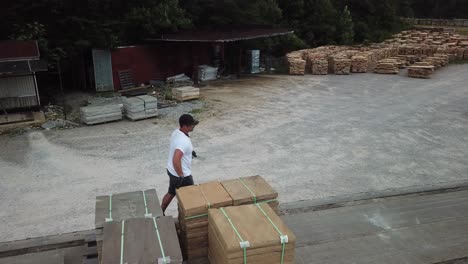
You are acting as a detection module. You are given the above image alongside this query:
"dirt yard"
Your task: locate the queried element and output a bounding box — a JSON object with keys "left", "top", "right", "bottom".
{"left": 1, "top": 65, "right": 468, "bottom": 242}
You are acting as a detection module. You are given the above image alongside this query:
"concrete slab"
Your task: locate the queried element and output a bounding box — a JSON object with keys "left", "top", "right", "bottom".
{"left": 0, "top": 64, "right": 467, "bottom": 242}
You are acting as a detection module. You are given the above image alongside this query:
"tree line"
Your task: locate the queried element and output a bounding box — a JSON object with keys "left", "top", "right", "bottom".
{"left": 1, "top": 0, "right": 467, "bottom": 61}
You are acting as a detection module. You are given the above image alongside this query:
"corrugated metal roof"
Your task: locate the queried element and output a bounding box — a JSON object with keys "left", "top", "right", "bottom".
{"left": 148, "top": 27, "right": 293, "bottom": 42}
{"left": 0, "top": 40, "right": 40, "bottom": 62}
{"left": 0, "top": 60, "right": 48, "bottom": 76}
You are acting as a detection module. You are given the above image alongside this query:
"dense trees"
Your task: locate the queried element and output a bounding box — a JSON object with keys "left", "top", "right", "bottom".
{"left": 1, "top": 0, "right": 467, "bottom": 59}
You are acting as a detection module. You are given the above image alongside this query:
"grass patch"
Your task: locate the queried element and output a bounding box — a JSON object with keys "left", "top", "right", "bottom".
{"left": 451, "top": 60, "right": 468, "bottom": 64}
{"left": 190, "top": 108, "right": 203, "bottom": 114}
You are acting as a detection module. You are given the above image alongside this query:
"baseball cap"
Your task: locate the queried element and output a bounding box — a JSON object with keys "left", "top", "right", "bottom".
{"left": 179, "top": 114, "right": 199, "bottom": 127}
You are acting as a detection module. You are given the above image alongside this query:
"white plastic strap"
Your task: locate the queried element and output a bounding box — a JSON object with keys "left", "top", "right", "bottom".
{"left": 158, "top": 256, "right": 171, "bottom": 264}
{"left": 280, "top": 235, "right": 289, "bottom": 244}
{"left": 240, "top": 241, "right": 250, "bottom": 249}
{"left": 105, "top": 194, "right": 113, "bottom": 222}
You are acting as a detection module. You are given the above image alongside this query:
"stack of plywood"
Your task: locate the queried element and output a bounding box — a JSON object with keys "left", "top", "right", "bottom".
{"left": 80, "top": 104, "right": 122, "bottom": 125}
{"left": 221, "top": 175, "right": 279, "bottom": 213}
{"left": 172, "top": 86, "right": 200, "bottom": 101}
{"left": 331, "top": 57, "right": 351, "bottom": 75}
{"left": 208, "top": 204, "right": 296, "bottom": 264}
{"left": 176, "top": 182, "right": 232, "bottom": 263}
{"left": 351, "top": 55, "right": 369, "bottom": 73}
{"left": 101, "top": 217, "right": 183, "bottom": 264}
{"left": 374, "top": 59, "right": 399, "bottom": 74}
{"left": 288, "top": 59, "right": 306, "bottom": 75}
{"left": 407, "top": 66, "right": 435, "bottom": 79}
{"left": 95, "top": 189, "right": 163, "bottom": 264}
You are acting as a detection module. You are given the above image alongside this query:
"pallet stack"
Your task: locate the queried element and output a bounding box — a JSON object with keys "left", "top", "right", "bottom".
{"left": 407, "top": 66, "right": 435, "bottom": 79}
{"left": 351, "top": 55, "right": 369, "bottom": 73}
{"left": 172, "top": 86, "right": 200, "bottom": 102}
{"left": 95, "top": 189, "right": 164, "bottom": 264}
{"left": 80, "top": 104, "right": 122, "bottom": 125}
{"left": 288, "top": 59, "right": 306, "bottom": 75}
{"left": 310, "top": 57, "right": 329, "bottom": 75}
{"left": 101, "top": 217, "right": 183, "bottom": 264}
{"left": 374, "top": 59, "right": 400, "bottom": 74}
{"left": 177, "top": 182, "right": 232, "bottom": 264}
{"left": 331, "top": 57, "right": 351, "bottom": 75}
{"left": 123, "top": 97, "right": 146, "bottom": 120}
{"left": 208, "top": 203, "right": 296, "bottom": 264}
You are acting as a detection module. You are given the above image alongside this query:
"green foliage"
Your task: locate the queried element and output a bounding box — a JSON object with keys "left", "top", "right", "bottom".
{"left": 336, "top": 5, "right": 354, "bottom": 45}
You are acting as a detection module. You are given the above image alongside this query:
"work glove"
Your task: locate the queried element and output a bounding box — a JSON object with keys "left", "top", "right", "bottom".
{"left": 192, "top": 150, "right": 197, "bottom": 158}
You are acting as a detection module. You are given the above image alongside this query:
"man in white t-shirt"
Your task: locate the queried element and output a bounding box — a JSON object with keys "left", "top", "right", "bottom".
{"left": 161, "top": 114, "right": 199, "bottom": 214}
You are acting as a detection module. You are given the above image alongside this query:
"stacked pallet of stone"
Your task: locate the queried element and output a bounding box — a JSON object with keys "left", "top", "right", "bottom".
{"left": 101, "top": 217, "right": 183, "bottom": 264}
{"left": 122, "top": 96, "right": 146, "bottom": 120}
{"left": 424, "top": 56, "right": 446, "bottom": 69}
{"left": 288, "top": 58, "right": 306, "bottom": 75}
{"left": 306, "top": 53, "right": 328, "bottom": 75}
{"left": 136, "top": 95, "right": 159, "bottom": 118}
{"left": 177, "top": 182, "right": 233, "bottom": 264}
{"left": 433, "top": 54, "right": 450, "bottom": 66}
{"left": 351, "top": 55, "right": 368, "bottom": 73}
{"left": 407, "top": 66, "right": 435, "bottom": 79}
{"left": 172, "top": 86, "right": 200, "bottom": 101}
{"left": 208, "top": 204, "right": 296, "bottom": 264}
{"left": 80, "top": 104, "right": 122, "bottom": 125}
{"left": 374, "top": 59, "right": 399, "bottom": 74}
{"left": 330, "top": 56, "right": 351, "bottom": 75}
{"left": 95, "top": 189, "right": 164, "bottom": 264}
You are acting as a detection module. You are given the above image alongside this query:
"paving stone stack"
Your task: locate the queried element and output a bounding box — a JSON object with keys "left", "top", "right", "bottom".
{"left": 287, "top": 58, "right": 306, "bottom": 75}
{"left": 176, "top": 182, "right": 233, "bottom": 264}
{"left": 172, "top": 86, "right": 200, "bottom": 101}
{"left": 374, "top": 59, "right": 400, "bottom": 74}
{"left": 137, "top": 95, "right": 159, "bottom": 118}
{"left": 80, "top": 104, "right": 122, "bottom": 125}
{"left": 220, "top": 175, "right": 279, "bottom": 213}
{"left": 208, "top": 203, "right": 296, "bottom": 264}
{"left": 95, "top": 189, "right": 164, "bottom": 264}
{"left": 101, "top": 217, "right": 183, "bottom": 264}
{"left": 311, "top": 57, "right": 329, "bottom": 75}
{"left": 351, "top": 55, "right": 369, "bottom": 73}
{"left": 122, "top": 96, "right": 146, "bottom": 120}
{"left": 407, "top": 66, "right": 435, "bottom": 79}
{"left": 331, "top": 57, "right": 351, "bottom": 75}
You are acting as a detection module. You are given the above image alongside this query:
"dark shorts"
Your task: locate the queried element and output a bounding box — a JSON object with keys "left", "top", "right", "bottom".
{"left": 167, "top": 169, "right": 194, "bottom": 196}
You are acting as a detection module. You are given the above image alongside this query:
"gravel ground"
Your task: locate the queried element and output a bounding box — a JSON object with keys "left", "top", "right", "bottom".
{"left": 1, "top": 64, "right": 467, "bottom": 242}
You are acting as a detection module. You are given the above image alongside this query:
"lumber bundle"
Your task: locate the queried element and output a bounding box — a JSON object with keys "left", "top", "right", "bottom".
{"left": 220, "top": 175, "right": 279, "bottom": 212}
{"left": 80, "top": 104, "right": 122, "bottom": 125}
{"left": 373, "top": 59, "right": 400, "bottom": 74}
{"left": 172, "top": 86, "right": 200, "bottom": 101}
{"left": 101, "top": 217, "right": 183, "bottom": 264}
{"left": 95, "top": 189, "right": 163, "bottom": 264}
{"left": 208, "top": 204, "right": 296, "bottom": 264}
{"left": 177, "top": 182, "right": 233, "bottom": 263}
{"left": 287, "top": 59, "right": 306, "bottom": 75}
{"left": 351, "top": 55, "right": 369, "bottom": 73}
{"left": 330, "top": 57, "right": 351, "bottom": 75}
{"left": 407, "top": 66, "right": 435, "bottom": 79}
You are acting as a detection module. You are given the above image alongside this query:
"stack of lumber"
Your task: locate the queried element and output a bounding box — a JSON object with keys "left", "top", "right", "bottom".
{"left": 407, "top": 66, "right": 435, "bottom": 79}
{"left": 351, "top": 55, "right": 369, "bottom": 73}
{"left": 220, "top": 175, "right": 279, "bottom": 213}
{"left": 137, "top": 95, "right": 159, "bottom": 118}
{"left": 172, "top": 86, "right": 200, "bottom": 101}
{"left": 101, "top": 217, "right": 183, "bottom": 264}
{"left": 122, "top": 96, "right": 146, "bottom": 120}
{"left": 208, "top": 203, "right": 296, "bottom": 264}
{"left": 330, "top": 57, "right": 351, "bottom": 75}
{"left": 95, "top": 189, "right": 163, "bottom": 264}
{"left": 80, "top": 104, "right": 122, "bottom": 125}
{"left": 177, "top": 182, "right": 233, "bottom": 263}
{"left": 374, "top": 59, "right": 399, "bottom": 74}
{"left": 288, "top": 59, "right": 306, "bottom": 75}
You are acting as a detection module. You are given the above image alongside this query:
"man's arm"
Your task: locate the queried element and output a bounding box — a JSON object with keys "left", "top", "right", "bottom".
{"left": 172, "top": 149, "right": 184, "bottom": 177}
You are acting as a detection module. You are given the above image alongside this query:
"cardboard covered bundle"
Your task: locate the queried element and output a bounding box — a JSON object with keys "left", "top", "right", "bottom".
{"left": 407, "top": 66, "right": 435, "bottom": 79}
{"left": 101, "top": 217, "right": 183, "bottom": 264}
{"left": 221, "top": 175, "right": 279, "bottom": 213}
{"left": 208, "top": 204, "right": 296, "bottom": 264}
{"left": 172, "top": 86, "right": 200, "bottom": 101}
{"left": 177, "top": 182, "right": 233, "bottom": 263}
{"left": 95, "top": 189, "right": 164, "bottom": 264}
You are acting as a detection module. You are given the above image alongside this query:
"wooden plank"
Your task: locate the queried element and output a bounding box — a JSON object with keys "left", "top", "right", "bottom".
{"left": 0, "top": 250, "right": 64, "bottom": 264}
{"left": 95, "top": 189, "right": 163, "bottom": 229}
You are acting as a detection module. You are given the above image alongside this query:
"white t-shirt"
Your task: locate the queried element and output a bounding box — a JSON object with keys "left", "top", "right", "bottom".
{"left": 167, "top": 129, "right": 193, "bottom": 177}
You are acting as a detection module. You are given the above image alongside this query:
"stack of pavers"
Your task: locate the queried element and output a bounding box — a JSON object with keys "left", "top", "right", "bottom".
{"left": 331, "top": 56, "right": 351, "bottom": 75}
{"left": 177, "top": 182, "right": 233, "bottom": 264}
{"left": 172, "top": 86, "right": 200, "bottom": 101}
{"left": 122, "top": 96, "right": 146, "bottom": 120}
{"left": 80, "top": 104, "right": 122, "bottom": 125}
{"left": 208, "top": 203, "right": 296, "bottom": 264}
{"left": 373, "top": 59, "right": 400, "bottom": 74}
{"left": 351, "top": 55, "right": 369, "bottom": 73}
{"left": 95, "top": 189, "right": 180, "bottom": 264}
{"left": 407, "top": 65, "right": 435, "bottom": 79}
{"left": 286, "top": 51, "right": 306, "bottom": 75}
{"left": 137, "top": 95, "right": 159, "bottom": 118}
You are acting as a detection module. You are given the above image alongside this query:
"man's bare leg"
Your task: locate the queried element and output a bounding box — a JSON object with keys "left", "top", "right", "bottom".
{"left": 161, "top": 193, "right": 175, "bottom": 214}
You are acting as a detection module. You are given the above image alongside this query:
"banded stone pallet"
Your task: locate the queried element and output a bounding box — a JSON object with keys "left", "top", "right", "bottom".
{"left": 95, "top": 189, "right": 163, "bottom": 264}
{"left": 177, "top": 182, "right": 232, "bottom": 264}
{"left": 208, "top": 204, "right": 296, "bottom": 264}
{"left": 101, "top": 217, "right": 182, "bottom": 264}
